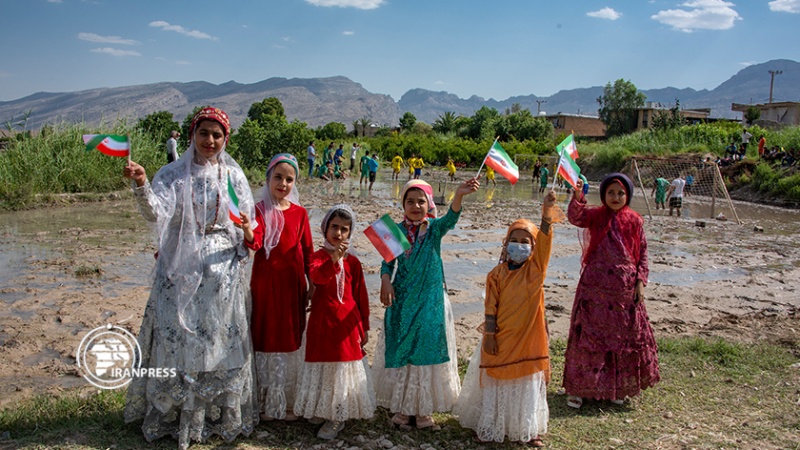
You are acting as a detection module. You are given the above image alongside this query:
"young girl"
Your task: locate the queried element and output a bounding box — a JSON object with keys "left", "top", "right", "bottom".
{"left": 242, "top": 153, "right": 313, "bottom": 421}
{"left": 374, "top": 177, "right": 480, "bottom": 430}
{"left": 455, "top": 190, "right": 557, "bottom": 447}
{"left": 563, "top": 173, "right": 660, "bottom": 409}
{"left": 293, "top": 204, "right": 375, "bottom": 440}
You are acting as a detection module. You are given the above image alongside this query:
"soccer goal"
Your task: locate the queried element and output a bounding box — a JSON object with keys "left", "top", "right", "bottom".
{"left": 624, "top": 157, "right": 741, "bottom": 223}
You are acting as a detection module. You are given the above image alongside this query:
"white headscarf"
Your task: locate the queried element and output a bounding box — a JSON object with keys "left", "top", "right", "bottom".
{"left": 254, "top": 153, "right": 301, "bottom": 259}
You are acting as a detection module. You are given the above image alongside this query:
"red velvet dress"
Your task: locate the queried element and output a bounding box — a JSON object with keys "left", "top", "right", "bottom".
{"left": 247, "top": 202, "right": 313, "bottom": 353}
{"left": 305, "top": 250, "right": 370, "bottom": 362}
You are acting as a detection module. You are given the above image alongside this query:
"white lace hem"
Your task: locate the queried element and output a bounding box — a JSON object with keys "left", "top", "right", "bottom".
{"left": 255, "top": 350, "right": 302, "bottom": 418}
{"left": 372, "top": 294, "right": 461, "bottom": 416}
{"left": 293, "top": 357, "right": 376, "bottom": 421}
{"left": 454, "top": 341, "right": 549, "bottom": 443}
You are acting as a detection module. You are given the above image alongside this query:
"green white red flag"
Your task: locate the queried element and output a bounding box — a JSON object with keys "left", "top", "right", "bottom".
{"left": 556, "top": 133, "right": 579, "bottom": 160}
{"left": 484, "top": 140, "right": 519, "bottom": 184}
{"left": 364, "top": 214, "right": 411, "bottom": 262}
{"left": 227, "top": 171, "right": 243, "bottom": 225}
{"left": 83, "top": 134, "right": 130, "bottom": 157}
{"left": 556, "top": 145, "right": 582, "bottom": 190}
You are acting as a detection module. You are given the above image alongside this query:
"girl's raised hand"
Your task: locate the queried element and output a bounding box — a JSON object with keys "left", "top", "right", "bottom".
{"left": 543, "top": 189, "right": 557, "bottom": 208}
{"left": 573, "top": 178, "right": 584, "bottom": 199}
{"left": 239, "top": 212, "right": 254, "bottom": 244}
{"left": 123, "top": 161, "right": 147, "bottom": 187}
{"left": 332, "top": 240, "right": 349, "bottom": 263}
{"left": 456, "top": 177, "right": 480, "bottom": 197}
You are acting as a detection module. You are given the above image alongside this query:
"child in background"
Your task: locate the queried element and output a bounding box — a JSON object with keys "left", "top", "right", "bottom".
{"left": 651, "top": 177, "right": 670, "bottom": 210}
{"left": 485, "top": 166, "right": 497, "bottom": 187}
{"left": 455, "top": 189, "right": 558, "bottom": 447}
{"left": 294, "top": 204, "right": 375, "bottom": 440}
{"left": 538, "top": 165, "right": 549, "bottom": 193}
{"left": 563, "top": 174, "right": 660, "bottom": 409}
{"left": 243, "top": 153, "right": 314, "bottom": 421}
{"left": 392, "top": 152, "right": 405, "bottom": 181}
{"left": 446, "top": 157, "right": 457, "bottom": 182}
{"left": 412, "top": 155, "right": 425, "bottom": 179}
{"left": 374, "top": 177, "right": 480, "bottom": 430}
{"left": 407, "top": 154, "right": 417, "bottom": 180}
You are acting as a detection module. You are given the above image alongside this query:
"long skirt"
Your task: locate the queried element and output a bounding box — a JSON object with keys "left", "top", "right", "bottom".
{"left": 454, "top": 339, "right": 548, "bottom": 443}
{"left": 255, "top": 350, "right": 302, "bottom": 419}
{"left": 372, "top": 294, "right": 461, "bottom": 416}
{"left": 294, "top": 357, "right": 376, "bottom": 421}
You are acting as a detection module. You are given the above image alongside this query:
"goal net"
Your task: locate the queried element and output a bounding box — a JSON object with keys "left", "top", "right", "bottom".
{"left": 624, "top": 157, "right": 741, "bottom": 223}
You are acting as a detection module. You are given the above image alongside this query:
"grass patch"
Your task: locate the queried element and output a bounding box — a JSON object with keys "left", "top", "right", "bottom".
{"left": 2, "top": 336, "right": 798, "bottom": 449}
{"left": 74, "top": 264, "right": 102, "bottom": 277}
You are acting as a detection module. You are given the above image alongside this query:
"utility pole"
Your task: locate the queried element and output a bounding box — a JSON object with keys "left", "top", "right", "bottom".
{"left": 536, "top": 100, "right": 547, "bottom": 115}
{"left": 768, "top": 70, "right": 783, "bottom": 103}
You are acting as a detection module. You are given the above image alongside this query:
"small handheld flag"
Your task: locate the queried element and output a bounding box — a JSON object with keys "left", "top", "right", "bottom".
{"left": 83, "top": 134, "right": 130, "bottom": 157}
{"left": 227, "top": 171, "right": 243, "bottom": 225}
{"left": 364, "top": 214, "right": 411, "bottom": 262}
{"left": 556, "top": 146, "right": 581, "bottom": 190}
{"left": 556, "top": 133, "right": 579, "bottom": 160}
{"left": 482, "top": 140, "right": 519, "bottom": 184}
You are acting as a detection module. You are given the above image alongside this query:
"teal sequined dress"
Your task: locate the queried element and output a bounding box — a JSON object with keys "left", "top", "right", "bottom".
{"left": 381, "top": 207, "right": 460, "bottom": 367}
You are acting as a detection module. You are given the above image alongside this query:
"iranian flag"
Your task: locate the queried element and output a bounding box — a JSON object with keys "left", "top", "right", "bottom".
{"left": 83, "top": 134, "right": 130, "bottom": 157}
{"left": 557, "top": 146, "right": 582, "bottom": 190}
{"left": 557, "top": 133, "right": 579, "bottom": 160}
{"left": 364, "top": 214, "right": 411, "bottom": 262}
{"left": 227, "top": 171, "right": 243, "bottom": 225}
{"left": 484, "top": 140, "right": 519, "bottom": 184}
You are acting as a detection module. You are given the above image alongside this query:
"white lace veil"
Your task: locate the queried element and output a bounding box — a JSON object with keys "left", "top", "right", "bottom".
{"left": 320, "top": 203, "right": 356, "bottom": 303}
{"left": 148, "top": 107, "right": 255, "bottom": 334}
{"left": 254, "top": 153, "right": 301, "bottom": 259}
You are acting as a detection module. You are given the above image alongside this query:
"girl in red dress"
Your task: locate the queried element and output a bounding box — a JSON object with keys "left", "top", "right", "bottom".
{"left": 242, "top": 153, "right": 313, "bottom": 421}
{"left": 293, "top": 204, "right": 375, "bottom": 440}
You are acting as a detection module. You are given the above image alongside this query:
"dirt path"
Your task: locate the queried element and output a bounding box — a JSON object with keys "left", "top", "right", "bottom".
{"left": 1, "top": 182, "right": 798, "bottom": 408}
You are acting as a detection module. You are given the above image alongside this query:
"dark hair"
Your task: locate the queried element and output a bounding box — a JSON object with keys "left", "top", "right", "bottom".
{"left": 599, "top": 173, "right": 634, "bottom": 206}
{"left": 402, "top": 187, "right": 425, "bottom": 204}
{"left": 324, "top": 209, "right": 353, "bottom": 234}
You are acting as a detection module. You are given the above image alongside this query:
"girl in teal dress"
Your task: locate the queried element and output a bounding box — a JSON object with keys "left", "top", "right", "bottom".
{"left": 373, "top": 177, "right": 480, "bottom": 430}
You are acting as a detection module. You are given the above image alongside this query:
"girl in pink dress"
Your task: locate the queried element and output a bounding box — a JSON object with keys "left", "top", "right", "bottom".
{"left": 563, "top": 173, "right": 660, "bottom": 409}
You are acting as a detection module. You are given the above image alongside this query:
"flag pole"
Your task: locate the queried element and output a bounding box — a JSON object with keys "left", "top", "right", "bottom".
{"left": 476, "top": 137, "right": 498, "bottom": 178}
{"left": 127, "top": 135, "right": 132, "bottom": 164}
{"left": 552, "top": 146, "right": 564, "bottom": 193}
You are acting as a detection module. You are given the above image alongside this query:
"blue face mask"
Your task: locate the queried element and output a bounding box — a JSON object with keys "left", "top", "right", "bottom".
{"left": 506, "top": 242, "right": 532, "bottom": 264}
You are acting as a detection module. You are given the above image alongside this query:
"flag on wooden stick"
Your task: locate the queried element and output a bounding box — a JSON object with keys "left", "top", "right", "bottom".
{"left": 364, "top": 214, "right": 411, "bottom": 262}
{"left": 556, "top": 145, "right": 581, "bottom": 190}
{"left": 556, "top": 133, "right": 579, "bottom": 160}
{"left": 83, "top": 134, "right": 130, "bottom": 157}
{"left": 483, "top": 140, "right": 519, "bottom": 184}
{"left": 227, "top": 171, "right": 243, "bottom": 225}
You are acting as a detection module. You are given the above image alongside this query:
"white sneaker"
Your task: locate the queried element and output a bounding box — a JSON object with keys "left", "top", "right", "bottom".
{"left": 317, "top": 420, "right": 345, "bottom": 440}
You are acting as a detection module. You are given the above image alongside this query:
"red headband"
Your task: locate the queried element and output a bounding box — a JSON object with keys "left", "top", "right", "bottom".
{"left": 189, "top": 106, "right": 231, "bottom": 141}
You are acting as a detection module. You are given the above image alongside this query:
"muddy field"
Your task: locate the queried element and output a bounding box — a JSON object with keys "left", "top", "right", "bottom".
{"left": 1, "top": 176, "right": 798, "bottom": 409}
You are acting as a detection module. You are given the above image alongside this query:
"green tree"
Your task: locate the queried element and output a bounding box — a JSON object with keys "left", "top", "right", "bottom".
{"left": 433, "top": 111, "right": 457, "bottom": 134}
{"left": 745, "top": 106, "right": 761, "bottom": 125}
{"left": 597, "top": 79, "right": 646, "bottom": 137}
{"left": 498, "top": 109, "right": 553, "bottom": 141}
{"left": 230, "top": 119, "right": 268, "bottom": 168}
{"left": 136, "top": 111, "right": 179, "bottom": 144}
{"left": 651, "top": 99, "right": 686, "bottom": 131}
{"left": 248, "top": 97, "right": 285, "bottom": 123}
{"left": 464, "top": 106, "right": 500, "bottom": 140}
{"left": 359, "top": 117, "right": 372, "bottom": 137}
{"left": 181, "top": 106, "right": 206, "bottom": 141}
{"left": 316, "top": 122, "right": 347, "bottom": 141}
{"left": 399, "top": 112, "right": 417, "bottom": 132}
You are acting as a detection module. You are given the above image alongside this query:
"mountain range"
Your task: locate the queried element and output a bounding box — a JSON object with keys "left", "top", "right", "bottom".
{"left": 1, "top": 59, "right": 798, "bottom": 131}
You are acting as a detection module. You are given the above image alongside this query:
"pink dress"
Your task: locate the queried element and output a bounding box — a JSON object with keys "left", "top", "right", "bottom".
{"left": 563, "top": 197, "right": 660, "bottom": 400}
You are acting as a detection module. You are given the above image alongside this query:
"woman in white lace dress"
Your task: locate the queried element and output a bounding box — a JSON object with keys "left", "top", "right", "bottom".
{"left": 122, "top": 107, "right": 258, "bottom": 450}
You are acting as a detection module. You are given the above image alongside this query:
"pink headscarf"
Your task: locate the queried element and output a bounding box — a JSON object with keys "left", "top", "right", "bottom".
{"left": 401, "top": 179, "right": 437, "bottom": 220}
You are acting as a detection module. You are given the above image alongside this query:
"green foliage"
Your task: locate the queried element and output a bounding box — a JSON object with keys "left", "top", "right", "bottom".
{"left": 316, "top": 122, "right": 347, "bottom": 141}
{"left": 651, "top": 100, "right": 685, "bottom": 131}
{"left": 745, "top": 105, "right": 761, "bottom": 125}
{"left": 229, "top": 116, "right": 313, "bottom": 172}
{"left": 433, "top": 111, "right": 458, "bottom": 134}
{"left": 463, "top": 106, "right": 500, "bottom": 140}
{"left": 749, "top": 163, "right": 800, "bottom": 201}
{"left": 399, "top": 112, "right": 417, "bottom": 131}
{"left": 496, "top": 109, "right": 554, "bottom": 142}
{"left": 180, "top": 106, "right": 205, "bottom": 142}
{"left": 248, "top": 97, "right": 285, "bottom": 122}
{"left": 597, "top": 79, "right": 646, "bottom": 137}
{"left": 135, "top": 110, "right": 180, "bottom": 145}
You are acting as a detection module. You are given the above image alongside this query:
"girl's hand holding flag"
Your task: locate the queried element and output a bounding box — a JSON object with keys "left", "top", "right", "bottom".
{"left": 123, "top": 161, "right": 147, "bottom": 187}
{"left": 239, "top": 212, "right": 254, "bottom": 243}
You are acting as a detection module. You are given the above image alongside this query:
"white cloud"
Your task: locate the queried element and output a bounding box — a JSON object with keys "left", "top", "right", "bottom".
{"left": 304, "top": 0, "right": 385, "bottom": 10}
{"left": 769, "top": 0, "right": 800, "bottom": 13}
{"left": 652, "top": 0, "right": 741, "bottom": 32}
{"left": 175, "top": 60, "right": 190, "bottom": 65}
{"left": 90, "top": 47, "right": 141, "bottom": 57}
{"left": 149, "top": 21, "right": 218, "bottom": 41}
{"left": 47, "top": 0, "right": 63, "bottom": 3}
{"left": 78, "top": 32, "right": 138, "bottom": 45}
{"left": 342, "top": 30, "right": 355, "bottom": 36}
{"left": 587, "top": 7, "right": 622, "bottom": 20}
{"left": 739, "top": 61, "right": 756, "bottom": 67}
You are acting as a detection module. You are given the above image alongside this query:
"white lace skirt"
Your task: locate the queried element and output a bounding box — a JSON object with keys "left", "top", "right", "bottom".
{"left": 255, "top": 350, "right": 302, "bottom": 418}
{"left": 293, "top": 357, "right": 376, "bottom": 421}
{"left": 454, "top": 340, "right": 548, "bottom": 443}
{"left": 372, "top": 293, "right": 461, "bottom": 416}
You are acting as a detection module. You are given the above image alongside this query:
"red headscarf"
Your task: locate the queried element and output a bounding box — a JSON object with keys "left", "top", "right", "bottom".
{"left": 189, "top": 106, "right": 231, "bottom": 143}
{"left": 581, "top": 173, "right": 642, "bottom": 266}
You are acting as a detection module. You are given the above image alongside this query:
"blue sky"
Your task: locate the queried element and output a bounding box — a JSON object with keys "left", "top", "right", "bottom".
{"left": 1, "top": 0, "right": 798, "bottom": 103}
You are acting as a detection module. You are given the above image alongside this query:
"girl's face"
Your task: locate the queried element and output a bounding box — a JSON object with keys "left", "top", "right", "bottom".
{"left": 326, "top": 216, "right": 351, "bottom": 244}
{"left": 193, "top": 120, "right": 226, "bottom": 160}
{"left": 604, "top": 182, "right": 627, "bottom": 211}
{"left": 269, "top": 162, "right": 296, "bottom": 201}
{"left": 508, "top": 229, "right": 533, "bottom": 245}
{"left": 404, "top": 189, "right": 429, "bottom": 221}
